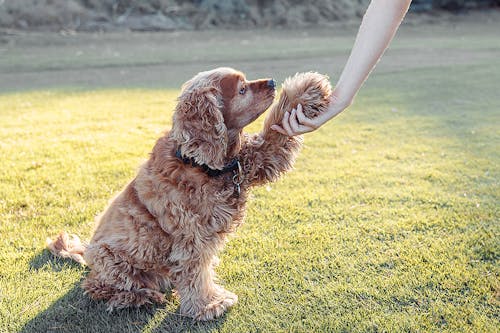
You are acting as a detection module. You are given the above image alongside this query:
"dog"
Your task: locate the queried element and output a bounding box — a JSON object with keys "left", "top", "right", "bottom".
{"left": 47, "top": 67, "right": 331, "bottom": 321}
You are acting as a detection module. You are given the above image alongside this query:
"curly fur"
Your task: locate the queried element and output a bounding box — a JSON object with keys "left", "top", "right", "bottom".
{"left": 47, "top": 68, "right": 331, "bottom": 321}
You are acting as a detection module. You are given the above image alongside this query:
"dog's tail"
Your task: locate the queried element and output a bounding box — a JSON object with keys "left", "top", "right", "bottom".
{"left": 46, "top": 232, "right": 87, "bottom": 265}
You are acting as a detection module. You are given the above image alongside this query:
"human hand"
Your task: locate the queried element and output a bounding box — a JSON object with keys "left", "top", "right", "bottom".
{"left": 271, "top": 95, "right": 348, "bottom": 136}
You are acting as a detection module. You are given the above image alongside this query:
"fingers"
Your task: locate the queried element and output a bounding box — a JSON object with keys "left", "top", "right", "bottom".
{"left": 294, "top": 104, "right": 318, "bottom": 129}
{"left": 288, "top": 108, "right": 301, "bottom": 130}
{"left": 270, "top": 111, "right": 294, "bottom": 136}
{"left": 271, "top": 96, "right": 348, "bottom": 136}
{"left": 270, "top": 124, "right": 288, "bottom": 136}
{"left": 296, "top": 103, "right": 338, "bottom": 130}
{"left": 281, "top": 110, "right": 294, "bottom": 136}
{"left": 289, "top": 104, "right": 317, "bottom": 134}
{"left": 271, "top": 104, "right": 317, "bottom": 136}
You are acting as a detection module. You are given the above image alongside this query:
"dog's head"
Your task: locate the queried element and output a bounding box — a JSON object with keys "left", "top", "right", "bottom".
{"left": 172, "top": 67, "right": 276, "bottom": 170}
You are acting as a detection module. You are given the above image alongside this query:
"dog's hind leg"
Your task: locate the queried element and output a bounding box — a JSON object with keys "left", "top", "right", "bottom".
{"left": 82, "top": 243, "right": 167, "bottom": 311}
{"left": 84, "top": 277, "right": 165, "bottom": 311}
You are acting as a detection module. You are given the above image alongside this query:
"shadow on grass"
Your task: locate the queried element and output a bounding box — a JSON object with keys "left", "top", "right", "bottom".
{"left": 21, "top": 251, "right": 228, "bottom": 333}
{"left": 29, "top": 249, "right": 83, "bottom": 272}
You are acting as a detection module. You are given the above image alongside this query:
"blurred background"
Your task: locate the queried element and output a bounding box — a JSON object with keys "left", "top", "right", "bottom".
{"left": 0, "top": 0, "right": 499, "bottom": 31}
{"left": 0, "top": 0, "right": 499, "bottom": 92}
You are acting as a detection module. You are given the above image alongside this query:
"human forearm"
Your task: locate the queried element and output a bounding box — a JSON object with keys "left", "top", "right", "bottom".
{"left": 272, "top": 0, "right": 412, "bottom": 136}
{"left": 333, "top": 0, "right": 412, "bottom": 107}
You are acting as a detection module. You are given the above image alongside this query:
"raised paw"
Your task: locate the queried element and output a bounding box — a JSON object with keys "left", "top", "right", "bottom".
{"left": 282, "top": 72, "right": 331, "bottom": 119}
{"left": 263, "top": 71, "right": 331, "bottom": 135}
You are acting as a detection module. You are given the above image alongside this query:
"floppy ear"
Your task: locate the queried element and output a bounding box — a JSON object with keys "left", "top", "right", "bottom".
{"left": 171, "top": 84, "right": 228, "bottom": 170}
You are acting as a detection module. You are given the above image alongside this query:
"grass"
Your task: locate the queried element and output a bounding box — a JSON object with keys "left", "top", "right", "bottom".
{"left": 1, "top": 31, "right": 499, "bottom": 332}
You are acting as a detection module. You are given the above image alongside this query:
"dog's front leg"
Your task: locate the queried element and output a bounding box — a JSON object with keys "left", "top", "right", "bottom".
{"left": 239, "top": 129, "right": 303, "bottom": 187}
{"left": 171, "top": 255, "right": 237, "bottom": 321}
{"left": 240, "top": 72, "right": 331, "bottom": 188}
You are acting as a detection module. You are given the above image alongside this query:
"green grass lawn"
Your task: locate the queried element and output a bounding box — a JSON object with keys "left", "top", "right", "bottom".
{"left": 1, "top": 52, "right": 499, "bottom": 332}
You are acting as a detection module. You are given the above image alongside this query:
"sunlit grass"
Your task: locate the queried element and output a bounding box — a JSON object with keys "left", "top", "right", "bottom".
{"left": 1, "top": 62, "right": 499, "bottom": 332}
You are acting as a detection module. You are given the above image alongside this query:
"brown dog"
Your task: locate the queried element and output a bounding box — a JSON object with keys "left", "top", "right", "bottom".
{"left": 47, "top": 68, "right": 331, "bottom": 320}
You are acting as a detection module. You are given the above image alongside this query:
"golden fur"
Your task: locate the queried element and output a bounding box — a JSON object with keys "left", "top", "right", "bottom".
{"left": 47, "top": 68, "right": 331, "bottom": 321}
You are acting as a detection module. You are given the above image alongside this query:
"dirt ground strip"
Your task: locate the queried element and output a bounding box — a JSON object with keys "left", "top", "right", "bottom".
{"left": 0, "top": 10, "right": 500, "bottom": 93}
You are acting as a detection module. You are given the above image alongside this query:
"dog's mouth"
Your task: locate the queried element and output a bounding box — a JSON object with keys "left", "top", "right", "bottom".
{"left": 265, "top": 85, "right": 277, "bottom": 105}
{"left": 270, "top": 87, "right": 277, "bottom": 99}
{"left": 255, "top": 90, "right": 276, "bottom": 118}
{"left": 260, "top": 79, "right": 277, "bottom": 110}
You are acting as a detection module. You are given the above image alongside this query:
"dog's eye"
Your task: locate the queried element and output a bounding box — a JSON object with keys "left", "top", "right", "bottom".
{"left": 239, "top": 87, "right": 246, "bottom": 95}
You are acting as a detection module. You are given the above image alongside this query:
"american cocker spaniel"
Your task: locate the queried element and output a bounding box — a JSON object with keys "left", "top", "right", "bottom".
{"left": 47, "top": 67, "right": 331, "bottom": 320}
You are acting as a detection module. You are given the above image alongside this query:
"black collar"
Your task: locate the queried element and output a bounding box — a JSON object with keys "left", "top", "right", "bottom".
{"left": 175, "top": 147, "right": 240, "bottom": 177}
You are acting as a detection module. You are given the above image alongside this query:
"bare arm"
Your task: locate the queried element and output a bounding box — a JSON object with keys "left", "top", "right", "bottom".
{"left": 272, "top": 0, "right": 412, "bottom": 136}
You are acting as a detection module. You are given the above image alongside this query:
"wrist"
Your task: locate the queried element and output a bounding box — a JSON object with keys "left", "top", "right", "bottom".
{"left": 327, "top": 95, "right": 352, "bottom": 119}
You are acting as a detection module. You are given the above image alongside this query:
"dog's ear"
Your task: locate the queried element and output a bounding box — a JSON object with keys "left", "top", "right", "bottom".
{"left": 171, "top": 83, "right": 228, "bottom": 170}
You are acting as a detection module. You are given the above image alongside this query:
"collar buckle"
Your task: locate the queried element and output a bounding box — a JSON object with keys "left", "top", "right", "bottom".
{"left": 232, "top": 160, "right": 244, "bottom": 196}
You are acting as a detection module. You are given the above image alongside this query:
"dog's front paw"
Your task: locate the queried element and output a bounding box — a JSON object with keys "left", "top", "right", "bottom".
{"left": 195, "top": 289, "right": 238, "bottom": 321}
{"left": 283, "top": 72, "right": 332, "bottom": 118}
{"left": 263, "top": 72, "right": 331, "bottom": 133}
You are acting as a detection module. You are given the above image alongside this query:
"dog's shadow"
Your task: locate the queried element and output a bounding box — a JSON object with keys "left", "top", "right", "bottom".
{"left": 21, "top": 251, "right": 228, "bottom": 333}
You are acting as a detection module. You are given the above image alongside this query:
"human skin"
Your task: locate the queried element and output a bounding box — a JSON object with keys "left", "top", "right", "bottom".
{"left": 272, "top": 0, "right": 412, "bottom": 136}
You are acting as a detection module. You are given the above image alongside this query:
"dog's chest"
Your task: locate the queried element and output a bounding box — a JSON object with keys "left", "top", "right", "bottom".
{"left": 163, "top": 170, "right": 248, "bottom": 233}
{"left": 207, "top": 174, "right": 248, "bottom": 222}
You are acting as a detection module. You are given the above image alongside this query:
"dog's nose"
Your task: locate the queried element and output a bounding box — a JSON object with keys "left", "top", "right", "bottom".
{"left": 267, "top": 79, "right": 276, "bottom": 89}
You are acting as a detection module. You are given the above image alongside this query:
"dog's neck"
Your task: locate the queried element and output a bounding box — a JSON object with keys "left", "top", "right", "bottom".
{"left": 226, "top": 129, "right": 242, "bottom": 160}
{"left": 175, "top": 147, "right": 240, "bottom": 177}
{"left": 173, "top": 129, "right": 242, "bottom": 177}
